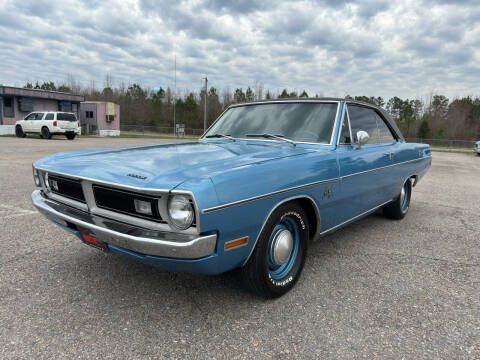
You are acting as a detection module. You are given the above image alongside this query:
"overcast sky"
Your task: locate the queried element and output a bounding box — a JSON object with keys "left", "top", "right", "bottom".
{"left": 0, "top": 0, "right": 478, "bottom": 100}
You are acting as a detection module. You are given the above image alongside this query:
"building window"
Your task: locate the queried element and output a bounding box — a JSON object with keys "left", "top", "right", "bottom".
{"left": 58, "top": 101, "right": 71, "bottom": 112}
{"left": 86, "top": 111, "right": 94, "bottom": 118}
{"left": 106, "top": 114, "right": 114, "bottom": 122}
{"left": 3, "top": 97, "right": 14, "bottom": 117}
{"left": 18, "top": 97, "right": 34, "bottom": 112}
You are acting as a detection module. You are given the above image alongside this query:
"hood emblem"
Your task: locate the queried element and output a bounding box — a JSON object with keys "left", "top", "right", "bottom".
{"left": 127, "top": 173, "right": 147, "bottom": 180}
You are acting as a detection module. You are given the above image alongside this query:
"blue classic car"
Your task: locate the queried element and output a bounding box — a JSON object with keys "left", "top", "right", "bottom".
{"left": 31, "top": 99, "right": 431, "bottom": 297}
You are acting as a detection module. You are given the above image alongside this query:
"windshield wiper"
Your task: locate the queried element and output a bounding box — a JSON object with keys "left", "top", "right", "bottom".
{"left": 204, "top": 134, "right": 235, "bottom": 141}
{"left": 245, "top": 134, "right": 296, "bottom": 146}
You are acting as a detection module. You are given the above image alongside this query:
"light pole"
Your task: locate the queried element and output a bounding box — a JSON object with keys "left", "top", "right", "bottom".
{"left": 203, "top": 76, "right": 208, "bottom": 132}
{"left": 173, "top": 55, "right": 176, "bottom": 136}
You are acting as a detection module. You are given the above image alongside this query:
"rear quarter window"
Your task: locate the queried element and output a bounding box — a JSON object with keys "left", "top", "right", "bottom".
{"left": 57, "top": 113, "right": 77, "bottom": 121}
{"left": 45, "top": 113, "right": 54, "bottom": 120}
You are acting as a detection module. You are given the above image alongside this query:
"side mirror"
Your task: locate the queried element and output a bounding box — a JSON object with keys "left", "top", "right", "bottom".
{"left": 356, "top": 130, "right": 369, "bottom": 149}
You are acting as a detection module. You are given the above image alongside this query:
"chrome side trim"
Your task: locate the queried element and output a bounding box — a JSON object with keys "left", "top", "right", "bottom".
{"left": 336, "top": 102, "right": 347, "bottom": 146}
{"left": 202, "top": 178, "right": 338, "bottom": 214}
{"left": 319, "top": 199, "right": 393, "bottom": 236}
{"left": 242, "top": 195, "right": 321, "bottom": 266}
{"left": 31, "top": 190, "right": 215, "bottom": 259}
{"left": 202, "top": 157, "right": 428, "bottom": 214}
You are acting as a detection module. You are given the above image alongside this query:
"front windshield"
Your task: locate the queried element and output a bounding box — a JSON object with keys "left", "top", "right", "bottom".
{"left": 204, "top": 102, "right": 338, "bottom": 143}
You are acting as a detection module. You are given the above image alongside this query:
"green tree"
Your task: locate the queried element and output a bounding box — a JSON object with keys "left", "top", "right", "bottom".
{"left": 57, "top": 85, "right": 72, "bottom": 93}
{"left": 151, "top": 87, "right": 166, "bottom": 126}
{"left": 234, "top": 88, "right": 246, "bottom": 103}
{"left": 299, "top": 90, "right": 308, "bottom": 98}
{"left": 278, "top": 89, "right": 289, "bottom": 98}
{"left": 245, "top": 87, "right": 255, "bottom": 102}
{"left": 430, "top": 95, "right": 449, "bottom": 119}
{"left": 41, "top": 81, "right": 56, "bottom": 91}
{"left": 418, "top": 118, "right": 430, "bottom": 138}
{"left": 207, "top": 87, "right": 222, "bottom": 125}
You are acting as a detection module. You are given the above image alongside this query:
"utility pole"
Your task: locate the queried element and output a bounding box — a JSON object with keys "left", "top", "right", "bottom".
{"left": 203, "top": 76, "right": 208, "bottom": 132}
{"left": 173, "top": 55, "right": 176, "bottom": 136}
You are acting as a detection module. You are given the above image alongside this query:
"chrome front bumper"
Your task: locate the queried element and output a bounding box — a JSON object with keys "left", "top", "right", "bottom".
{"left": 31, "top": 190, "right": 217, "bottom": 259}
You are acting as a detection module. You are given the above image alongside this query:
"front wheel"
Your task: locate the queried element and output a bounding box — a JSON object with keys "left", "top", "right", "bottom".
{"left": 383, "top": 178, "right": 412, "bottom": 220}
{"left": 240, "top": 201, "right": 309, "bottom": 298}
{"left": 41, "top": 127, "right": 52, "bottom": 139}
{"left": 15, "top": 125, "right": 26, "bottom": 138}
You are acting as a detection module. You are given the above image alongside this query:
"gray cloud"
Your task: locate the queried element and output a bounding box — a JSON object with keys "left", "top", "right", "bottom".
{"left": 0, "top": 0, "right": 478, "bottom": 100}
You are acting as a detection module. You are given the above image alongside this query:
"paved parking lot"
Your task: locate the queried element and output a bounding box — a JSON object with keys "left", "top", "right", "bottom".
{"left": 1, "top": 136, "right": 479, "bottom": 359}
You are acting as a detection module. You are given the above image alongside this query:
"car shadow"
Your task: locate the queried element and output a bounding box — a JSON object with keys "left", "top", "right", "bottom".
{"left": 25, "top": 135, "right": 74, "bottom": 141}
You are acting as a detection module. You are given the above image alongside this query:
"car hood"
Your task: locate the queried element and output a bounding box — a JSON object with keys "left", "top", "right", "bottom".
{"left": 34, "top": 141, "right": 316, "bottom": 190}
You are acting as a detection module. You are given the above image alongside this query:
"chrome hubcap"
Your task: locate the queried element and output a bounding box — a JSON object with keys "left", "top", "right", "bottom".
{"left": 271, "top": 229, "right": 293, "bottom": 265}
{"left": 400, "top": 186, "right": 406, "bottom": 205}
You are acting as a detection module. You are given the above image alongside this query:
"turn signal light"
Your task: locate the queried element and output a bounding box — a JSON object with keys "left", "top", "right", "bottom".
{"left": 224, "top": 237, "right": 248, "bottom": 250}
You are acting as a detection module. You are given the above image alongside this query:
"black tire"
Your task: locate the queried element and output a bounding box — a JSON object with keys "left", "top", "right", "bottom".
{"left": 383, "top": 179, "right": 412, "bottom": 220}
{"left": 15, "top": 125, "right": 26, "bottom": 138}
{"left": 41, "top": 127, "right": 52, "bottom": 139}
{"left": 66, "top": 133, "right": 76, "bottom": 140}
{"left": 240, "top": 201, "right": 309, "bottom": 298}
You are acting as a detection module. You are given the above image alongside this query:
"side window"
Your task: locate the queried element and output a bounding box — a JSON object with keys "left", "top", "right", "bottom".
{"left": 347, "top": 105, "right": 378, "bottom": 144}
{"left": 45, "top": 113, "right": 54, "bottom": 121}
{"left": 35, "top": 113, "right": 45, "bottom": 120}
{"left": 374, "top": 112, "right": 395, "bottom": 143}
{"left": 25, "top": 113, "right": 36, "bottom": 120}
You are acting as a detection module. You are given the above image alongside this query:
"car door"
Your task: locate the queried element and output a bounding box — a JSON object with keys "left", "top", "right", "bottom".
{"left": 335, "top": 103, "right": 397, "bottom": 224}
{"left": 44, "top": 112, "right": 54, "bottom": 128}
{"left": 22, "top": 113, "right": 37, "bottom": 132}
{"left": 31, "top": 112, "right": 45, "bottom": 132}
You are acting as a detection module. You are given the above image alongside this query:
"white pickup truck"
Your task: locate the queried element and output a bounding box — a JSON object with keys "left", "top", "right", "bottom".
{"left": 15, "top": 111, "right": 80, "bottom": 140}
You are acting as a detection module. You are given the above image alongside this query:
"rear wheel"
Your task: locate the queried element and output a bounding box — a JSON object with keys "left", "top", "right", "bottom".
{"left": 15, "top": 125, "right": 26, "bottom": 138}
{"left": 41, "top": 126, "right": 52, "bottom": 139}
{"left": 66, "top": 133, "right": 76, "bottom": 140}
{"left": 383, "top": 178, "right": 412, "bottom": 220}
{"left": 240, "top": 201, "right": 308, "bottom": 298}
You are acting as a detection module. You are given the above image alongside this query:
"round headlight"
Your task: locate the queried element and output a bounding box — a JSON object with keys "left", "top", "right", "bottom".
{"left": 167, "top": 195, "right": 194, "bottom": 230}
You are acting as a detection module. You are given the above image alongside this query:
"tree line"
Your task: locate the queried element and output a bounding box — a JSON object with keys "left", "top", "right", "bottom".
{"left": 24, "top": 80, "right": 480, "bottom": 140}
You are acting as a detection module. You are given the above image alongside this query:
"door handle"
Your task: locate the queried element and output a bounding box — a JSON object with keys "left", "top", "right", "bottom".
{"left": 384, "top": 152, "right": 394, "bottom": 160}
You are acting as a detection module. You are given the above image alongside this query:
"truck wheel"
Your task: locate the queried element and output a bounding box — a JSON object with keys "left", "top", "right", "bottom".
{"left": 15, "top": 125, "right": 26, "bottom": 138}
{"left": 41, "top": 127, "right": 52, "bottom": 139}
{"left": 240, "top": 201, "right": 308, "bottom": 298}
{"left": 66, "top": 133, "right": 76, "bottom": 140}
{"left": 383, "top": 178, "right": 412, "bottom": 220}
